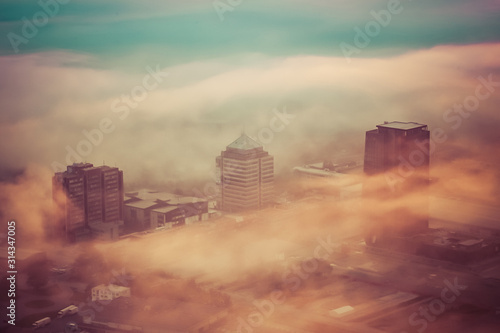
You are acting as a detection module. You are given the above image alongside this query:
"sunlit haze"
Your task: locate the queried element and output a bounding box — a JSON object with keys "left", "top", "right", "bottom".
{"left": 1, "top": 1, "right": 500, "bottom": 333}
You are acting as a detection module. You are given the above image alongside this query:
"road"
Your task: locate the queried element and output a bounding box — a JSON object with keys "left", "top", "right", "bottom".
{"left": 335, "top": 243, "right": 500, "bottom": 311}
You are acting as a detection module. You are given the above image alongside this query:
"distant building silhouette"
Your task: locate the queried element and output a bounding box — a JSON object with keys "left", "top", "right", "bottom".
{"left": 216, "top": 134, "right": 274, "bottom": 211}
{"left": 361, "top": 122, "right": 500, "bottom": 264}
{"left": 291, "top": 160, "right": 363, "bottom": 200}
{"left": 364, "top": 121, "right": 430, "bottom": 177}
{"left": 363, "top": 121, "right": 430, "bottom": 238}
{"left": 52, "top": 163, "right": 124, "bottom": 241}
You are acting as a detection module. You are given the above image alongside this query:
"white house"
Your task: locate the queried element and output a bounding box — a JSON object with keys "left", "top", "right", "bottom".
{"left": 91, "top": 284, "right": 131, "bottom": 302}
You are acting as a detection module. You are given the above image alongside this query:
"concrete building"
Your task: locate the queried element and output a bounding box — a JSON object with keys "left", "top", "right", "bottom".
{"left": 91, "top": 284, "right": 131, "bottom": 302}
{"left": 364, "top": 121, "right": 430, "bottom": 178}
{"left": 151, "top": 206, "right": 185, "bottom": 229}
{"left": 216, "top": 134, "right": 274, "bottom": 211}
{"left": 123, "top": 190, "right": 209, "bottom": 232}
{"left": 363, "top": 122, "right": 430, "bottom": 238}
{"left": 124, "top": 200, "right": 160, "bottom": 231}
{"left": 53, "top": 163, "right": 124, "bottom": 241}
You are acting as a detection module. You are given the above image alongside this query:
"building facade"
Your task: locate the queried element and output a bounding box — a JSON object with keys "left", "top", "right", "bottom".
{"left": 216, "top": 134, "right": 274, "bottom": 211}
{"left": 123, "top": 190, "right": 209, "bottom": 232}
{"left": 53, "top": 163, "right": 124, "bottom": 241}
{"left": 363, "top": 122, "right": 430, "bottom": 237}
{"left": 364, "top": 121, "right": 430, "bottom": 178}
{"left": 91, "top": 284, "right": 131, "bottom": 302}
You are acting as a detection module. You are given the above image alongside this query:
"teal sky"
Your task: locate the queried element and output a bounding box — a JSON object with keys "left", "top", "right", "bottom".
{"left": 0, "top": 0, "right": 500, "bottom": 188}
{"left": 1, "top": 0, "right": 500, "bottom": 67}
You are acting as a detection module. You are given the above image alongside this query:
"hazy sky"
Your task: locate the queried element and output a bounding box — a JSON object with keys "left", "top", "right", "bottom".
{"left": 0, "top": 0, "right": 499, "bottom": 189}
{"left": 1, "top": 4, "right": 500, "bottom": 331}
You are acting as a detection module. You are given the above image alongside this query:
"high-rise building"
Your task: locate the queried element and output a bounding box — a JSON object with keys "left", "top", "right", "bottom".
{"left": 53, "top": 163, "right": 124, "bottom": 241}
{"left": 216, "top": 134, "right": 274, "bottom": 211}
{"left": 102, "top": 166, "right": 123, "bottom": 223}
{"left": 364, "top": 121, "right": 430, "bottom": 177}
{"left": 363, "top": 121, "right": 430, "bottom": 237}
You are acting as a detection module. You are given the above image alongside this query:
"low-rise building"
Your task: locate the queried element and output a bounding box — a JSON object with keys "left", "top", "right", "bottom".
{"left": 123, "top": 190, "right": 209, "bottom": 232}
{"left": 124, "top": 200, "right": 161, "bottom": 231}
{"left": 91, "top": 284, "right": 131, "bottom": 302}
{"left": 151, "top": 206, "right": 184, "bottom": 229}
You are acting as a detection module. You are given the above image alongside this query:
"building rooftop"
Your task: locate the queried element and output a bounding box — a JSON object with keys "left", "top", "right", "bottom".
{"left": 125, "top": 190, "right": 207, "bottom": 206}
{"left": 227, "top": 133, "right": 262, "bottom": 150}
{"left": 377, "top": 121, "right": 427, "bottom": 131}
{"left": 125, "top": 200, "right": 159, "bottom": 209}
{"left": 126, "top": 191, "right": 179, "bottom": 202}
{"left": 152, "top": 206, "right": 179, "bottom": 214}
{"left": 293, "top": 166, "right": 347, "bottom": 178}
{"left": 168, "top": 196, "right": 207, "bottom": 205}
{"left": 70, "top": 162, "right": 94, "bottom": 168}
{"left": 93, "top": 284, "right": 130, "bottom": 293}
{"left": 56, "top": 163, "right": 121, "bottom": 176}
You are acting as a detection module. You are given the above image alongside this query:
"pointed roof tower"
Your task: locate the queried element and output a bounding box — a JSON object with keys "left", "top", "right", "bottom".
{"left": 227, "top": 133, "right": 262, "bottom": 150}
{"left": 217, "top": 133, "right": 274, "bottom": 211}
